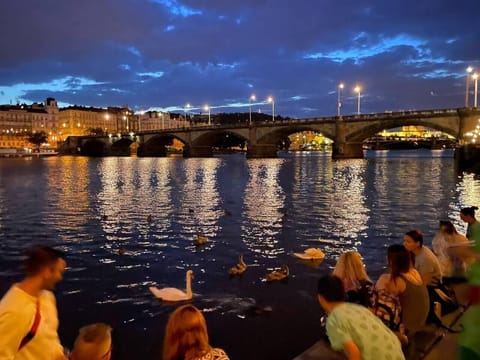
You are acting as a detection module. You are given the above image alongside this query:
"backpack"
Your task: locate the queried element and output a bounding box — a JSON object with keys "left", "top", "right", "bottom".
{"left": 371, "top": 289, "right": 402, "bottom": 331}
{"left": 346, "top": 280, "right": 377, "bottom": 308}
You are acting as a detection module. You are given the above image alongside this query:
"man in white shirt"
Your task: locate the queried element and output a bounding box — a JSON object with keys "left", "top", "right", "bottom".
{"left": 0, "top": 246, "right": 67, "bottom": 360}
{"left": 404, "top": 229, "right": 442, "bottom": 285}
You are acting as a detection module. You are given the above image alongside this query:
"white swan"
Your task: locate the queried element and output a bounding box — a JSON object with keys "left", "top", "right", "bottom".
{"left": 149, "top": 270, "right": 194, "bottom": 302}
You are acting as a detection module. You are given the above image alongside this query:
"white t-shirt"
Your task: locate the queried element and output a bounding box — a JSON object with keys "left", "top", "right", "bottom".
{"left": 0, "top": 285, "right": 64, "bottom": 360}
{"left": 414, "top": 246, "right": 442, "bottom": 285}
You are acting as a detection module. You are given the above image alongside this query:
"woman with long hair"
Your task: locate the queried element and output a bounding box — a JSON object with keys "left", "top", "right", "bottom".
{"left": 163, "top": 305, "right": 229, "bottom": 360}
{"left": 376, "top": 244, "right": 429, "bottom": 338}
{"left": 332, "top": 251, "right": 375, "bottom": 307}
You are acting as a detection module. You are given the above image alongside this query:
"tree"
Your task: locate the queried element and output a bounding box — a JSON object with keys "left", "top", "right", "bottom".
{"left": 27, "top": 131, "right": 48, "bottom": 152}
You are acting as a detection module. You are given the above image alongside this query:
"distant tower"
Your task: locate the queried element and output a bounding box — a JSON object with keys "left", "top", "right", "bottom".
{"left": 45, "top": 97, "right": 59, "bottom": 114}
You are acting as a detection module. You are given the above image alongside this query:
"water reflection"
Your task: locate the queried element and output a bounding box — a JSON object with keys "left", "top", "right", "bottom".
{"left": 242, "top": 159, "right": 286, "bottom": 258}
{"left": 180, "top": 158, "right": 223, "bottom": 249}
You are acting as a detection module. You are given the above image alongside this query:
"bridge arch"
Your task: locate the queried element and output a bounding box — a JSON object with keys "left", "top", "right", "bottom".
{"left": 139, "top": 133, "right": 186, "bottom": 157}
{"left": 256, "top": 125, "right": 335, "bottom": 145}
{"left": 80, "top": 139, "right": 107, "bottom": 156}
{"left": 346, "top": 118, "right": 459, "bottom": 143}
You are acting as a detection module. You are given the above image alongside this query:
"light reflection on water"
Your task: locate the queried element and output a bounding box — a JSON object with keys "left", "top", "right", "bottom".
{"left": 0, "top": 152, "right": 480, "bottom": 360}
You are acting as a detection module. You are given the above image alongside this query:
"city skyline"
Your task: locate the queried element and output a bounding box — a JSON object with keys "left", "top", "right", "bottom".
{"left": 0, "top": 0, "right": 479, "bottom": 117}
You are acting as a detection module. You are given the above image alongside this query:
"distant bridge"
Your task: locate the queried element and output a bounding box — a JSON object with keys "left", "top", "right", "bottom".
{"left": 60, "top": 107, "right": 480, "bottom": 159}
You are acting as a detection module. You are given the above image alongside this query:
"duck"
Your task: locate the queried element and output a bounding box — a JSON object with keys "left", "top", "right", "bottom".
{"left": 118, "top": 247, "right": 126, "bottom": 256}
{"left": 194, "top": 233, "right": 208, "bottom": 246}
{"left": 293, "top": 247, "right": 325, "bottom": 260}
{"left": 188, "top": 208, "right": 195, "bottom": 214}
{"left": 149, "top": 270, "right": 194, "bottom": 302}
{"left": 101, "top": 214, "right": 108, "bottom": 221}
{"left": 229, "top": 255, "right": 247, "bottom": 276}
{"left": 265, "top": 265, "right": 289, "bottom": 282}
{"left": 224, "top": 210, "right": 232, "bottom": 216}
{"left": 147, "top": 214, "right": 152, "bottom": 222}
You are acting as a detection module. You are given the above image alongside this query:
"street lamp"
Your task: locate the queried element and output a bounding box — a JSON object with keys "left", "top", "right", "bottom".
{"left": 249, "top": 94, "right": 256, "bottom": 125}
{"left": 466, "top": 66, "right": 474, "bottom": 107}
{"left": 104, "top": 113, "right": 110, "bottom": 133}
{"left": 473, "top": 73, "right": 479, "bottom": 108}
{"left": 267, "top": 96, "right": 275, "bottom": 122}
{"left": 204, "top": 105, "right": 211, "bottom": 125}
{"left": 354, "top": 86, "right": 361, "bottom": 115}
{"left": 337, "top": 83, "right": 344, "bottom": 117}
{"left": 185, "top": 103, "right": 191, "bottom": 126}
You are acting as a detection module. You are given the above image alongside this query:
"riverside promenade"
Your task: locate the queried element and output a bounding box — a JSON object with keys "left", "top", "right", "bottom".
{"left": 293, "top": 282, "right": 470, "bottom": 360}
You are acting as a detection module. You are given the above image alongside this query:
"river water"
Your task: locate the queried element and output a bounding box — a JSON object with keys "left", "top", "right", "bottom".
{"left": 0, "top": 150, "right": 479, "bottom": 360}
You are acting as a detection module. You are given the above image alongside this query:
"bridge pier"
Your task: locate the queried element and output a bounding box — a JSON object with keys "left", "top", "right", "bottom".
{"left": 183, "top": 145, "right": 213, "bottom": 158}
{"left": 332, "top": 120, "right": 364, "bottom": 159}
{"left": 246, "top": 144, "right": 278, "bottom": 158}
{"left": 455, "top": 144, "right": 480, "bottom": 172}
{"left": 332, "top": 142, "right": 364, "bottom": 159}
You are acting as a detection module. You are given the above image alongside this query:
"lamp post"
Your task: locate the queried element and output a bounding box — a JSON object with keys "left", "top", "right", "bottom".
{"left": 466, "top": 66, "right": 474, "bottom": 107}
{"left": 337, "top": 83, "right": 344, "bottom": 117}
{"left": 354, "top": 86, "right": 361, "bottom": 115}
{"left": 185, "top": 103, "right": 191, "bottom": 127}
{"left": 204, "top": 105, "right": 211, "bottom": 125}
{"left": 474, "top": 73, "right": 479, "bottom": 108}
{"left": 161, "top": 113, "right": 164, "bottom": 130}
{"left": 249, "top": 94, "right": 256, "bottom": 125}
{"left": 104, "top": 113, "right": 109, "bottom": 133}
{"left": 267, "top": 96, "right": 275, "bottom": 122}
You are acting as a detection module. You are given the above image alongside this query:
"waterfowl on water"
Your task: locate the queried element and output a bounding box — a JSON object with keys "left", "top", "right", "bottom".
{"left": 293, "top": 248, "right": 325, "bottom": 260}
{"left": 149, "top": 270, "right": 194, "bottom": 302}
{"left": 147, "top": 214, "right": 152, "bottom": 222}
{"left": 229, "top": 255, "right": 247, "bottom": 276}
{"left": 265, "top": 265, "right": 289, "bottom": 282}
{"left": 194, "top": 234, "right": 208, "bottom": 246}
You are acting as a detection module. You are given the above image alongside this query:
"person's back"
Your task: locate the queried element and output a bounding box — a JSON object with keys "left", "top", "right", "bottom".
{"left": 318, "top": 275, "right": 405, "bottom": 360}
{"left": 398, "top": 273, "right": 429, "bottom": 336}
{"left": 327, "top": 302, "right": 405, "bottom": 360}
{"left": 0, "top": 246, "right": 66, "bottom": 360}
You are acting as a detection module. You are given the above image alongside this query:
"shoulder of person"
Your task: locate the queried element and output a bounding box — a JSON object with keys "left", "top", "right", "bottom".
{"left": 211, "top": 348, "right": 229, "bottom": 360}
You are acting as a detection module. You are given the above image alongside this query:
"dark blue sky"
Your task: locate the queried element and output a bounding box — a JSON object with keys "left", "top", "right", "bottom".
{"left": 0, "top": 0, "right": 479, "bottom": 118}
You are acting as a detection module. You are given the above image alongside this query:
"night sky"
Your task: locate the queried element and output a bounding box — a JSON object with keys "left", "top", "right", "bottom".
{"left": 0, "top": 0, "right": 479, "bottom": 118}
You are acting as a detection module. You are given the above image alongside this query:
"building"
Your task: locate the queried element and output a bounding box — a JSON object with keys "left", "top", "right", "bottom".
{"left": 0, "top": 98, "right": 59, "bottom": 148}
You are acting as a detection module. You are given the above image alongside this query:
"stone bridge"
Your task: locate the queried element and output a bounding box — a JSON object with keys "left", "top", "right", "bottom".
{"left": 59, "top": 107, "right": 480, "bottom": 159}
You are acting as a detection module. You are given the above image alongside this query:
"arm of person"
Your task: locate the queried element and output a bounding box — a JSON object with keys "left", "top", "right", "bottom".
{"left": 0, "top": 310, "right": 31, "bottom": 360}
{"left": 343, "top": 340, "right": 361, "bottom": 360}
{"left": 420, "top": 271, "right": 433, "bottom": 286}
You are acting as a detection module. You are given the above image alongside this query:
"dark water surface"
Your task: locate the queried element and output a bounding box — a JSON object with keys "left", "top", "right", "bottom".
{"left": 1, "top": 150, "right": 479, "bottom": 360}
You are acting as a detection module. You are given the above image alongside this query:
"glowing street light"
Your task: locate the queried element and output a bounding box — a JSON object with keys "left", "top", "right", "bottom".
{"left": 354, "top": 86, "right": 361, "bottom": 115}
{"left": 204, "top": 105, "right": 211, "bottom": 125}
{"left": 267, "top": 96, "right": 275, "bottom": 122}
{"left": 466, "top": 66, "right": 474, "bottom": 107}
{"left": 249, "top": 94, "right": 256, "bottom": 125}
{"left": 473, "top": 73, "right": 479, "bottom": 108}
{"left": 337, "top": 83, "right": 344, "bottom": 117}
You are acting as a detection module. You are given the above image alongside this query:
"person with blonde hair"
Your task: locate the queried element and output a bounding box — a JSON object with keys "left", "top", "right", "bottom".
{"left": 332, "top": 251, "right": 374, "bottom": 307}
{"left": 163, "top": 305, "right": 229, "bottom": 360}
{"left": 69, "top": 323, "right": 112, "bottom": 360}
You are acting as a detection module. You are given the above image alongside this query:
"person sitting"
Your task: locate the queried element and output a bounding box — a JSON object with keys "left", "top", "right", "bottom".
{"left": 69, "top": 323, "right": 112, "bottom": 360}
{"left": 403, "top": 229, "right": 442, "bottom": 286}
{"left": 376, "top": 244, "right": 429, "bottom": 339}
{"left": 163, "top": 304, "right": 229, "bottom": 360}
{"left": 432, "top": 220, "right": 471, "bottom": 278}
{"left": 317, "top": 274, "right": 405, "bottom": 360}
{"left": 460, "top": 206, "right": 480, "bottom": 241}
{"left": 332, "top": 251, "right": 375, "bottom": 307}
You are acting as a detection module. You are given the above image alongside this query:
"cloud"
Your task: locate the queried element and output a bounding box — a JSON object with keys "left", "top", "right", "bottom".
{"left": 0, "top": 0, "right": 478, "bottom": 117}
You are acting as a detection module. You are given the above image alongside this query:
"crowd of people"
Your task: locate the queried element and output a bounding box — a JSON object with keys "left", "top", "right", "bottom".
{"left": 1, "top": 206, "right": 479, "bottom": 360}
